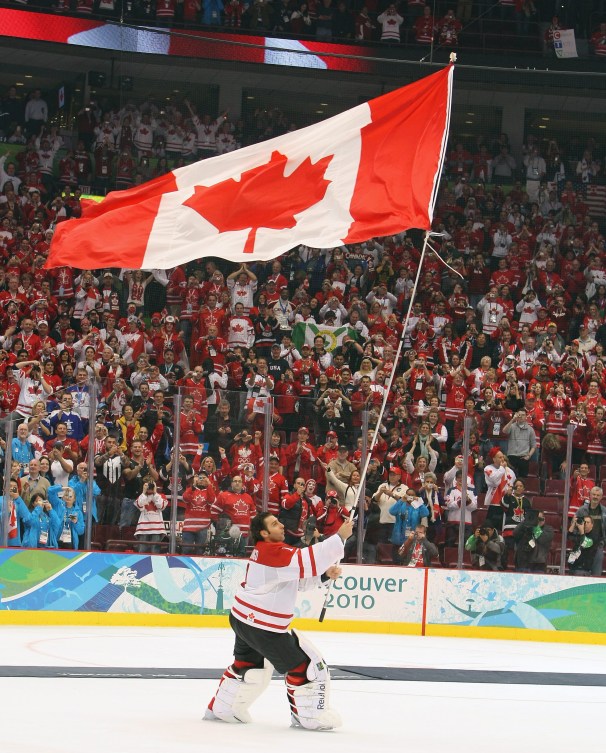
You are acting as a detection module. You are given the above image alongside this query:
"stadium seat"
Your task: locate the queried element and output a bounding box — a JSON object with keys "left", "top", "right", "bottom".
{"left": 527, "top": 461, "right": 539, "bottom": 477}
{"left": 547, "top": 548, "right": 562, "bottom": 573}
{"left": 544, "top": 479, "right": 565, "bottom": 497}
{"left": 523, "top": 477, "right": 541, "bottom": 495}
{"left": 92, "top": 525, "right": 120, "bottom": 548}
{"left": 599, "top": 464, "right": 606, "bottom": 481}
{"left": 532, "top": 496, "right": 561, "bottom": 514}
{"left": 443, "top": 547, "right": 472, "bottom": 568}
{"left": 377, "top": 543, "right": 394, "bottom": 565}
{"left": 543, "top": 512, "right": 562, "bottom": 531}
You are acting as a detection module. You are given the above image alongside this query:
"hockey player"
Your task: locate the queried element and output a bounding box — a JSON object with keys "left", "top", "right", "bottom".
{"left": 206, "top": 511, "right": 354, "bottom": 730}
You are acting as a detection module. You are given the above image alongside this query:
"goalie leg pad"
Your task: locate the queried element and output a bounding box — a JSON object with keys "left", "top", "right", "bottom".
{"left": 206, "top": 660, "right": 273, "bottom": 723}
{"left": 285, "top": 631, "right": 342, "bottom": 731}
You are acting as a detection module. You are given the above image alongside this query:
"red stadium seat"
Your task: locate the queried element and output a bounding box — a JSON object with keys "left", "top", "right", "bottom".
{"left": 532, "top": 496, "right": 561, "bottom": 514}
{"left": 92, "top": 525, "right": 120, "bottom": 548}
{"left": 544, "top": 479, "right": 565, "bottom": 497}
{"left": 443, "top": 547, "right": 472, "bottom": 568}
{"left": 543, "top": 511, "right": 562, "bottom": 531}
{"left": 377, "top": 543, "right": 394, "bottom": 565}
{"left": 522, "top": 477, "right": 541, "bottom": 495}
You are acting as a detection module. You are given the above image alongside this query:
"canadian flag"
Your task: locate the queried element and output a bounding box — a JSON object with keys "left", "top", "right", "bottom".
{"left": 46, "top": 64, "right": 453, "bottom": 270}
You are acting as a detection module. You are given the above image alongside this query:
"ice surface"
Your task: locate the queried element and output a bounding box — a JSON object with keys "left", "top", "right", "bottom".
{"left": 2, "top": 626, "right": 606, "bottom": 753}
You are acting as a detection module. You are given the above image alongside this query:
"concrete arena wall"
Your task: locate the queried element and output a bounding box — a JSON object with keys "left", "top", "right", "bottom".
{"left": 1, "top": 548, "right": 605, "bottom": 644}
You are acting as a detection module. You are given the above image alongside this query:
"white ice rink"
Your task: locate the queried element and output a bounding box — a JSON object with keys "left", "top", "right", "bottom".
{"left": 2, "top": 625, "right": 606, "bottom": 753}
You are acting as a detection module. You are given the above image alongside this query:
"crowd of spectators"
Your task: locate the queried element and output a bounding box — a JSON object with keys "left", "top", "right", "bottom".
{"left": 3, "top": 0, "right": 606, "bottom": 53}
{"left": 1, "top": 77, "right": 606, "bottom": 577}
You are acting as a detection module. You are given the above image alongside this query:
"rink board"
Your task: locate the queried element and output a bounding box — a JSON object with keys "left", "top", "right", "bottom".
{"left": 1, "top": 548, "right": 606, "bottom": 643}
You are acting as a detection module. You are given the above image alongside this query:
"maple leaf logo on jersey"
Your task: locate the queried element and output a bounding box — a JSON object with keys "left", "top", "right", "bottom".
{"left": 234, "top": 498, "right": 251, "bottom": 515}
{"left": 182, "top": 151, "right": 333, "bottom": 254}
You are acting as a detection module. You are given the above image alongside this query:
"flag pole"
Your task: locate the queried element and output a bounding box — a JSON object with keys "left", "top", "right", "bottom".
{"left": 352, "top": 58, "right": 454, "bottom": 512}
{"left": 354, "top": 229, "right": 434, "bottom": 499}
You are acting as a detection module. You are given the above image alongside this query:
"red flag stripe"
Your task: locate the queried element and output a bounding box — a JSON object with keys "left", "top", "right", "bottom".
{"left": 48, "top": 193, "right": 170, "bottom": 269}
{"left": 345, "top": 65, "right": 452, "bottom": 241}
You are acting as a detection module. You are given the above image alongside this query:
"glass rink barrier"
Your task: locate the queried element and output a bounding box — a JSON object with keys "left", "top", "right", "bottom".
{"left": 0, "top": 370, "right": 583, "bottom": 576}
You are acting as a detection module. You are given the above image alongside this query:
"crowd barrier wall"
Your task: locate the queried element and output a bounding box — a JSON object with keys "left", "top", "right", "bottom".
{"left": 1, "top": 548, "right": 605, "bottom": 645}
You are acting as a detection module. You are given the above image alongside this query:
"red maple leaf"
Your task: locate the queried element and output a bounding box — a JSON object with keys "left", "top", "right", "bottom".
{"left": 234, "top": 498, "right": 251, "bottom": 515}
{"left": 183, "top": 150, "right": 333, "bottom": 254}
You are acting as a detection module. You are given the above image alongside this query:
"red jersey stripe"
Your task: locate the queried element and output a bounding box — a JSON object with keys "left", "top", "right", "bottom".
{"left": 234, "top": 595, "right": 292, "bottom": 620}
{"left": 297, "top": 549, "right": 304, "bottom": 579}
{"left": 232, "top": 607, "right": 291, "bottom": 631}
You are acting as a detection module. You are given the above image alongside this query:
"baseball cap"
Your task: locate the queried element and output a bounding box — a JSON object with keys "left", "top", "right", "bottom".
{"left": 326, "top": 431, "right": 338, "bottom": 438}
{"left": 326, "top": 490, "right": 338, "bottom": 498}
{"left": 165, "top": 315, "right": 176, "bottom": 323}
{"left": 389, "top": 467, "right": 402, "bottom": 477}
{"left": 298, "top": 426, "right": 309, "bottom": 433}
{"left": 338, "top": 444, "right": 348, "bottom": 451}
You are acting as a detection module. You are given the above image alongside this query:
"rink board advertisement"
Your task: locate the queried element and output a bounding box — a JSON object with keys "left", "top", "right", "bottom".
{"left": 2, "top": 548, "right": 606, "bottom": 643}
{"left": 0, "top": 549, "right": 424, "bottom": 631}
{"left": 425, "top": 568, "right": 606, "bottom": 638}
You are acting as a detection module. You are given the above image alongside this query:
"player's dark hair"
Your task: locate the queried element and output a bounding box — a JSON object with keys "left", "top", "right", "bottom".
{"left": 250, "top": 512, "right": 274, "bottom": 543}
